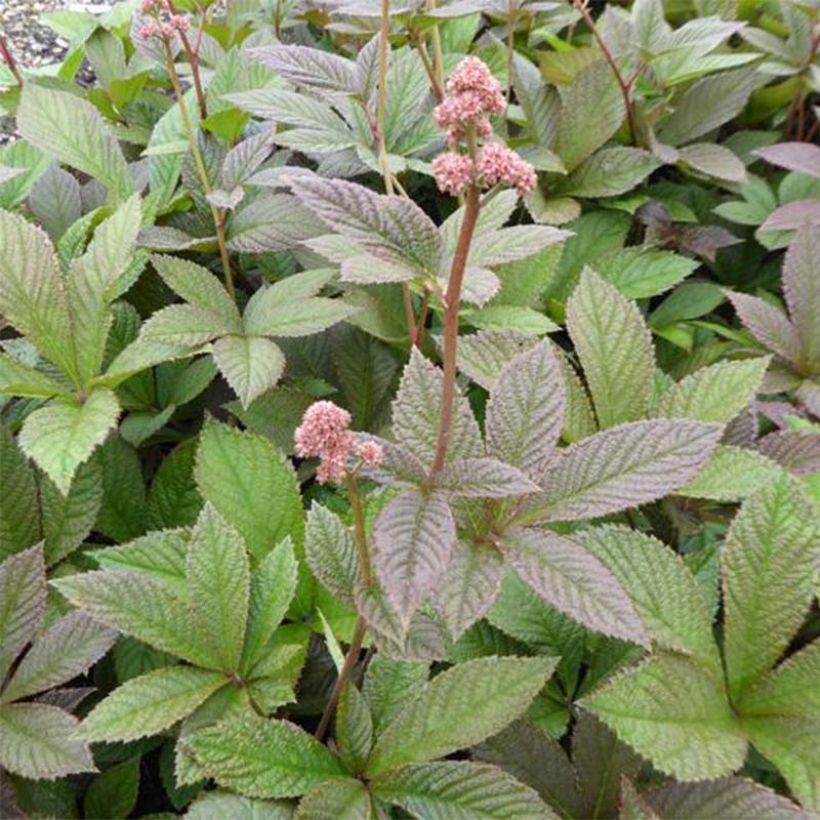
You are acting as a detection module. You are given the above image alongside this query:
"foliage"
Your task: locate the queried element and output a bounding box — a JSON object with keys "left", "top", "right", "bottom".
{"left": 0, "top": 0, "right": 819, "bottom": 816}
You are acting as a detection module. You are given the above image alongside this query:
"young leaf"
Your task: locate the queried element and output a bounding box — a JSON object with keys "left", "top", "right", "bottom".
{"left": 566, "top": 268, "right": 655, "bottom": 428}
{"left": 485, "top": 341, "right": 566, "bottom": 480}
{"left": 498, "top": 527, "right": 649, "bottom": 646}
{"left": 371, "top": 490, "right": 456, "bottom": 626}
{"left": 0, "top": 703, "right": 96, "bottom": 780}
{"left": 183, "top": 714, "right": 348, "bottom": 798}
{"left": 81, "top": 665, "right": 227, "bottom": 743}
{"left": 19, "top": 388, "right": 120, "bottom": 494}
{"left": 722, "top": 476, "right": 818, "bottom": 703}
{"left": 366, "top": 655, "right": 557, "bottom": 776}
{"left": 535, "top": 419, "right": 721, "bottom": 522}
{"left": 433, "top": 458, "right": 539, "bottom": 498}
{"left": 0, "top": 424, "right": 40, "bottom": 559}
{"left": 373, "top": 760, "right": 555, "bottom": 819}
{"left": 187, "top": 505, "right": 250, "bottom": 674}
{"left": 582, "top": 654, "right": 747, "bottom": 781}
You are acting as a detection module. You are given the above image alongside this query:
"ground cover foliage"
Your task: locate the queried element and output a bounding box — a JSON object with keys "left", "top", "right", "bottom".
{"left": 0, "top": 0, "right": 819, "bottom": 816}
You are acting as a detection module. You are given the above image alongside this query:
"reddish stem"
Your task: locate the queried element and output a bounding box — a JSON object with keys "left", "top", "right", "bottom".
{"left": 0, "top": 35, "right": 22, "bottom": 85}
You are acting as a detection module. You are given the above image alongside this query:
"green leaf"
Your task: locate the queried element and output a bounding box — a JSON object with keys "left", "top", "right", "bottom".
{"left": 194, "top": 420, "right": 304, "bottom": 562}
{"left": 722, "top": 476, "right": 818, "bottom": 703}
{"left": 94, "top": 435, "right": 146, "bottom": 543}
{"left": 1, "top": 612, "right": 115, "bottom": 703}
{"left": 0, "top": 349, "right": 67, "bottom": 399}
{"left": 0, "top": 545, "right": 46, "bottom": 682}
{"left": 582, "top": 654, "right": 746, "bottom": 781}
{"left": 146, "top": 439, "right": 203, "bottom": 530}
{"left": 188, "top": 505, "right": 251, "bottom": 674}
{"left": 590, "top": 247, "right": 698, "bottom": 300}
{"left": 0, "top": 702, "right": 96, "bottom": 780}
{"left": 17, "top": 84, "right": 133, "bottom": 203}
{"left": 19, "top": 388, "right": 120, "bottom": 494}
{"left": 366, "top": 655, "right": 556, "bottom": 776}
{"left": 84, "top": 756, "right": 140, "bottom": 820}
{"left": 576, "top": 526, "right": 718, "bottom": 670}
{"left": 362, "top": 656, "right": 429, "bottom": 735}
{"left": 297, "top": 778, "right": 373, "bottom": 819}
{"left": 212, "top": 335, "right": 286, "bottom": 409}
{"left": 82, "top": 665, "right": 227, "bottom": 743}
{"left": 305, "top": 505, "right": 358, "bottom": 607}
{"left": 556, "top": 148, "right": 660, "bottom": 198}
{"left": 336, "top": 684, "right": 373, "bottom": 774}
{"left": 373, "top": 760, "right": 554, "bottom": 819}
{"left": 654, "top": 358, "right": 770, "bottom": 423}
{"left": 0, "top": 424, "right": 40, "bottom": 559}
{"left": 566, "top": 269, "right": 655, "bottom": 428}
{"left": 184, "top": 714, "right": 348, "bottom": 799}
{"left": 187, "top": 791, "right": 294, "bottom": 819}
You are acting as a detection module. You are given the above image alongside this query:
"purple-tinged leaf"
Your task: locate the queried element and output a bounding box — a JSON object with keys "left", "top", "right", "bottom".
{"left": 371, "top": 490, "right": 456, "bottom": 626}
{"left": 531, "top": 419, "right": 721, "bottom": 523}
{"left": 760, "top": 199, "right": 820, "bottom": 232}
{"left": 433, "top": 539, "right": 505, "bottom": 640}
{"left": 373, "top": 610, "right": 450, "bottom": 664}
{"left": 434, "top": 458, "right": 539, "bottom": 498}
{"left": 725, "top": 291, "right": 801, "bottom": 365}
{"left": 457, "top": 329, "right": 538, "bottom": 392}
{"left": 783, "top": 228, "right": 820, "bottom": 368}
{"left": 250, "top": 44, "right": 359, "bottom": 94}
{"left": 356, "top": 33, "right": 385, "bottom": 102}
{"left": 796, "top": 380, "right": 820, "bottom": 417}
{"left": 220, "top": 131, "right": 276, "bottom": 192}
{"left": 754, "top": 142, "right": 820, "bottom": 179}
{"left": 354, "top": 434, "right": 428, "bottom": 488}
{"left": 498, "top": 527, "right": 649, "bottom": 646}
{"left": 486, "top": 342, "right": 566, "bottom": 480}
{"left": 756, "top": 430, "right": 820, "bottom": 477}
{"left": 0, "top": 544, "right": 46, "bottom": 682}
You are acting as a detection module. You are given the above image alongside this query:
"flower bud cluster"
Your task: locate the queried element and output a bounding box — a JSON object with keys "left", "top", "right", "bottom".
{"left": 294, "top": 401, "right": 384, "bottom": 484}
{"left": 139, "top": 0, "right": 189, "bottom": 40}
{"left": 431, "top": 57, "right": 537, "bottom": 198}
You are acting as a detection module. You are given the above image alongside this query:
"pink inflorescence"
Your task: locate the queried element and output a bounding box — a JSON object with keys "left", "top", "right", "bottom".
{"left": 356, "top": 440, "right": 384, "bottom": 468}
{"left": 431, "top": 56, "right": 537, "bottom": 198}
{"left": 294, "top": 401, "right": 355, "bottom": 484}
{"left": 139, "top": 0, "right": 189, "bottom": 40}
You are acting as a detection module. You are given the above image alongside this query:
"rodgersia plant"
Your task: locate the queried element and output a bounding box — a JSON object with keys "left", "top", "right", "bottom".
{"left": 1, "top": 0, "right": 819, "bottom": 815}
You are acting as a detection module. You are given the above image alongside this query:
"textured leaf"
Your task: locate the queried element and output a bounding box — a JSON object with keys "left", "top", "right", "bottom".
{"left": 94, "top": 435, "right": 145, "bottom": 543}
{"left": 760, "top": 200, "right": 820, "bottom": 232}
{"left": 305, "top": 505, "right": 358, "bottom": 607}
{"left": 227, "top": 194, "right": 325, "bottom": 253}
{"left": 371, "top": 490, "right": 455, "bottom": 626}
{"left": 783, "top": 228, "right": 819, "bottom": 369}
{"left": 195, "top": 420, "right": 303, "bottom": 561}
{"left": 188, "top": 505, "right": 250, "bottom": 673}
{"left": 336, "top": 684, "right": 373, "bottom": 774}
{"left": 678, "top": 445, "right": 786, "bottom": 502}
{"left": 754, "top": 142, "right": 820, "bottom": 179}
{"left": 84, "top": 756, "right": 140, "bottom": 820}
{"left": 362, "top": 655, "right": 429, "bottom": 734}
{"left": 756, "top": 430, "right": 820, "bottom": 477}
{"left": 297, "top": 778, "right": 373, "bottom": 820}
{"left": 0, "top": 703, "right": 95, "bottom": 780}
{"left": 433, "top": 458, "right": 539, "bottom": 498}
{"left": 251, "top": 44, "right": 359, "bottom": 93}
{"left": 457, "top": 329, "right": 537, "bottom": 392}
{"left": 184, "top": 714, "right": 347, "bottom": 798}
{"left": 557, "top": 147, "right": 660, "bottom": 198}
{"left": 373, "top": 760, "right": 553, "bottom": 819}
{"left": 213, "top": 335, "right": 285, "bottom": 410}
{"left": 1, "top": 612, "right": 115, "bottom": 703}
{"left": 138, "top": 303, "right": 232, "bottom": 347}
{"left": 82, "top": 665, "right": 227, "bottom": 742}
{"left": 678, "top": 143, "right": 746, "bottom": 183}
{"left": 644, "top": 775, "right": 809, "bottom": 819}
{"left": 582, "top": 654, "right": 747, "bottom": 780}
{"left": 17, "top": 84, "right": 132, "bottom": 202}
{"left": 498, "top": 527, "right": 649, "bottom": 646}
{"left": 722, "top": 476, "right": 817, "bottom": 703}
{"left": 726, "top": 291, "right": 801, "bottom": 365}
{"left": 576, "top": 526, "right": 718, "bottom": 669}
{"left": 591, "top": 247, "right": 697, "bottom": 300}
{"left": 52, "top": 570, "right": 214, "bottom": 668}
{"left": 243, "top": 295, "right": 355, "bottom": 339}
{"left": 187, "top": 791, "right": 294, "bottom": 820}
{"left": 620, "top": 779, "right": 659, "bottom": 820}
{"left": 434, "top": 539, "right": 505, "bottom": 640}
{"left": 655, "top": 358, "right": 769, "bottom": 423}
{"left": 0, "top": 545, "right": 46, "bottom": 682}
{"left": 391, "top": 349, "right": 482, "bottom": 469}
{"left": 220, "top": 131, "right": 276, "bottom": 191}
{"left": 468, "top": 226, "right": 571, "bottom": 267}
{"left": 288, "top": 176, "right": 442, "bottom": 275}
{"left": 146, "top": 439, "right": 203, "bottom": 530}
{"left": 366, "top": 655, "right": 557, "bottom": 776}
{"left": 19, "top": 388, "right": 120, "bottom": 494}
{"left": 0, "top": 209, "right": 75, "bottom": 380}
{"left": 486, "top": 342, "right": 566, "bottom": 481}
{"left": 0, "top": 424, "right": 40, "bottom": 559}
{"left": 567, "top": 269, "right": 655, "bottom": 428}
{"left": 0, "top": 349, "right": 67, "bottom": 399}
{"left": 28, "top": 165, "right": 82, "bottom": 242}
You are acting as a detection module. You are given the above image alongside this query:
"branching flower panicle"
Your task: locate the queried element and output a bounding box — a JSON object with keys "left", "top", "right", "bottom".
{"left": 139, "top": 0, "right": 189, "bottom": 40}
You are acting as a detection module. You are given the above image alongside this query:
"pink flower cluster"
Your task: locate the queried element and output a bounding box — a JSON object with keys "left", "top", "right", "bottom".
{"left": 294, "top": 401, "right": 383, "bottom": 483}
{"left": 139, "top": 0, "right": 189, "bottom": 40}
{"left": 431, "top": 57, "right": 537, "bottom": 198}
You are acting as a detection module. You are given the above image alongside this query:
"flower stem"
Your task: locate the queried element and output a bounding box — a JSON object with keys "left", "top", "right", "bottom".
{"left": 0, "top": 35, "right": 22, "bottom": 85}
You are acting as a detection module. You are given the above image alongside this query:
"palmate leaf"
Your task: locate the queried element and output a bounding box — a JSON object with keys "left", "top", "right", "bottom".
{"left": 1, "top": 611, "right": 116, "bottom": 703}
{"left": 654, "top": 358, "right": 770, "bottom": 423}
{"left": 531, "top": 419, "right": 721, "bottom": 523}
{"left": 721, "top": 475, "right": 817, "bottom": 703}
{"left": 0, "top": 703, "right": 95, "bottom": 780}
{"left": 498, "top": 527, "right": 649, "bottom": 646}
{"left": 373, "top": 760, "right": 555, "bottom": 819}
{"left": 183, "top": 713, "right": 348, "bottom": 799}
{"left": 567, "top": 269, "right": 655, "bottom": 428}
{"left": 582, "top": 654, "right": 747, "bottom": 781}
{"left": 288, "top": 175, "right": 442, "bottom": 275}
{"left": 212, "top": 335, "right": 286, "bottom": 410}
{"left": 187, "top": 505, "right": 250, "bottom": 674}
{"left": 485, "top": 341, "right": 566, "bottom": 481}
{"left": 371, "top": 490, "right": 456, "bottom": 626}
{"left": 81, "top": 665, "right": 227, "bottom": 743}
{"left": 783, "top": 228, "right": 819, "bottom": 369}
{"left": 0, "top": 545, "right": 45, "bottom": 681}
{"left": 576, "top": 526, "right": 718, "bottom": 670}
{"left": 19, "top": 388, "right": 120, "bottom": 494}
{"left": 0, "top": 424, "right": 40, "bottom": 559}
{"left": 366, "top": 655, "right": 557, "bottom": 777}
